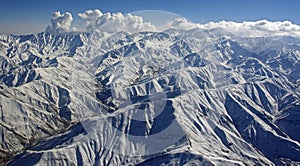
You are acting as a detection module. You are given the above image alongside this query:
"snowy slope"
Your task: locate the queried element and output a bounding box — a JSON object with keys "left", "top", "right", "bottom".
{"left": 1, "top": 28, "right": 300, "bottom": 165}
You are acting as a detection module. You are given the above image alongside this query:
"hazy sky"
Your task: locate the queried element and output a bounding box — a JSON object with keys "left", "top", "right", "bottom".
{"left": 0, "top": 0, "right": 299, "bottom": 34}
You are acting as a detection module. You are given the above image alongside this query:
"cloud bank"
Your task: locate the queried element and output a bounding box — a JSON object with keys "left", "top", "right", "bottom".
{"left": 200, "top": 20, "right": 300, "bottom": 37}
{"left": 167, "top": 18, "right": 300, "bottom": 37}
{"left": 45, "top": 9, "right": 300, "bottom": 37}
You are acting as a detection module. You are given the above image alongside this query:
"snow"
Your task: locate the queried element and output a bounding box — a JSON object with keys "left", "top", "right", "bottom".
{"left": 1, "top": 20, "right": 300, "bottom": 165}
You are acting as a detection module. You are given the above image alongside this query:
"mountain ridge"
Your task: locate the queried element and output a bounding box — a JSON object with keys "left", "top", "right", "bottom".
{"left": 0, "top": 28, "right": 300, "bottom": 165}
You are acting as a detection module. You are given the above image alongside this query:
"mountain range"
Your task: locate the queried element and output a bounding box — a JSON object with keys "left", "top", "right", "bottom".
{"left": 0, "top": 25, "right": 300, "bottom": 165}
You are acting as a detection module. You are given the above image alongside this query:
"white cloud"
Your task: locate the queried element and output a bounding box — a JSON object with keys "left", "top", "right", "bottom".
{"left": 199, "top": 20, "right": 300, "bottom": 37}
{"left": 44, "top": 9, "right": 300, "bottom": 37}
{"left": 78, "top": 9, "right": 103, "bottom": 31}
{"left": 164, "top": 17, "right": 199, "bottom": 30}
{"left": 78, "top": 9, "right": 156, "bottom": 33}
{"left": 46, "top": 11, "right": 73, "bottom": 34}
{"left": 165, "top": 19, "right": 300, "bottom": 37}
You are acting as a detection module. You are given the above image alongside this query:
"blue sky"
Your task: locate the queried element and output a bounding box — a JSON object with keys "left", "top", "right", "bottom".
{"left": 0, "top": 0, "right": 299, "bottom": 34}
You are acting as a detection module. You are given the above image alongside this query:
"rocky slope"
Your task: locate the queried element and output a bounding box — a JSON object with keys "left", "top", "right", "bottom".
{"left": 0, "top": 28, "right": 300, "bottom": 165}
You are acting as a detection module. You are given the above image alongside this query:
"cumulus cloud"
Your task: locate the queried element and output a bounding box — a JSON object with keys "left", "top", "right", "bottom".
{"left": 46, "top": 11, "right": 73, "bottom": 34}
{"left": 78, "top": 9, "right": 156, "bottom": 33}
{"left": 46, "top": 11, "right": 73, "bottom": 33}
{"left": 78, "top": 9, "right": 103, "bottom": 31}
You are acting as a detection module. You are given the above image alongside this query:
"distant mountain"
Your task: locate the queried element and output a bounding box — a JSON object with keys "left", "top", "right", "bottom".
{"left": 1, "top": 28, "right": 300, "bottom": 165}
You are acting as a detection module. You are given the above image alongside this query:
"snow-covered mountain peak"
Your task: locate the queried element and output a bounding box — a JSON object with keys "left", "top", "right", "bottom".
{"left": 1, "top": 13, "right": 300, "bottom": 165}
